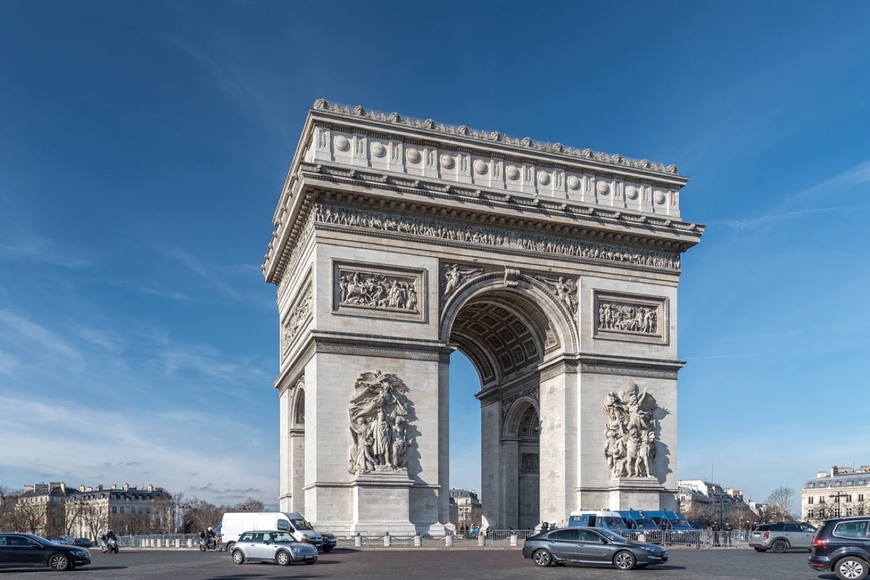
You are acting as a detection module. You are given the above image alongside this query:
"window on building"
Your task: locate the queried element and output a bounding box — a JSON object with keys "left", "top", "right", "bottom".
{"left": 847, "top": 508, "right": 854, "bottom": 516}
{"left": 860, "top": 494, "right": 865, "bottom": 502}
{"left": 836, "top": 481, "right": 842, "bottom": 487}
{"left": 820, "top": 497, "right": 826, "bottom": 503}
{"left": 808, "top": 509, "right": 814, "bottom": 518}
{"left": 808, "top": 497, "right": 814, "bottom": 504}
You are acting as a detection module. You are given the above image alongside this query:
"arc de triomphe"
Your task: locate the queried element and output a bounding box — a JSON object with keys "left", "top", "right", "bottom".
{"left": 262, "top": 101, "right": 703, "bottom": 534}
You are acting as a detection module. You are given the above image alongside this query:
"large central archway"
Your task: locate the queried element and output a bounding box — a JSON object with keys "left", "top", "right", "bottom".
{"left": 263, "top": 101, "right": 703, "bottom": 535}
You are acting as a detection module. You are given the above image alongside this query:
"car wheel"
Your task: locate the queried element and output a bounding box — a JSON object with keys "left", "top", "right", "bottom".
{"left": 224, "top": 542, "right": 234, "bottom": 553}
{"left": 770, "top": 539, "right": 789, "bottom": 553}
{"left": 613, "top": 550, "right": 637, "bottom": 571}
{"left": 532, "top": 548, "right": 553, "bottom": 567}
{"left": 836, "top": 556, "right": 870, "bottom": 580}
{"left": 753, "top": 547, "right": 767, "bottom": 552}
{"left": 276, "top": 550, "right": 292, "bottom": 566}
{"left": 199, "top": 543, "right": 206, "bottom": 552}
{"left": 231, "top": 549, "right": 245, "bottom": 565}
{"left": 48, "top": 554, "right": 71, "bottom": 571}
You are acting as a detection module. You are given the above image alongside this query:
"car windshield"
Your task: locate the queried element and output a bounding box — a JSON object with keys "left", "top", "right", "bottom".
{"left": 271, "top": 532, "right": 295, "bottom": 543}
{"left": 290, "top": 517, "right": 313, "bottom": 531}
{"left": 673, "top": 517, "right": 691, "bottom": 528}
{"left": 601, "top": 517, "right": 625, "bottom": 527}
{"left": 596, "top": 528, "right": 628, "bottom": 541}
{"left": 634, "top": 517, "right": 657, "bottom": 527}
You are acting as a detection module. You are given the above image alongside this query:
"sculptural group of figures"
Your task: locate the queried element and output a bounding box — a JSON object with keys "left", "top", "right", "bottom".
{"left": 599, "top": 302, "right": 658, "bottom": 334}
{"left": 348, "top": 371, "right": 412, "bottom": 474}
{"left": 339, "top": 271, "right": 418, "bottom": 311}
{"left": 603, "top": 384, "right": 658, "bottom": 478}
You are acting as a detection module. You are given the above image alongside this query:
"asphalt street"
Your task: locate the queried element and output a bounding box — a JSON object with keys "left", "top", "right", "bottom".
{"left": 0, "top": 547, "right": 841, "bottom": 580}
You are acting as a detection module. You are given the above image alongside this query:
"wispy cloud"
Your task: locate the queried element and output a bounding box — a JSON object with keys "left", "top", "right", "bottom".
{"left": 157, "top": 245, "right": 240, "bottom": 299}
{"left": 0, "top": 395, "right": 277, "bottom": 505}
{"left": 720, "top": 159, "right": 870, "bottom": 230}
{"left": 0, "top": 310, "right": 84, "bottom": 365}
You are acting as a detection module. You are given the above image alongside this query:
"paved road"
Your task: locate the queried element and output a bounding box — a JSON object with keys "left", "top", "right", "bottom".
{"left": 0, "top": 547, "right": 841, "bottom": 579}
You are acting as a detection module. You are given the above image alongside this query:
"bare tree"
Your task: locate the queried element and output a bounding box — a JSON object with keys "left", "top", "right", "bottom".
{"left": 235, "top": 497, "right": 264, "bottom": 512}
{"left": 766, "top": 486, "right": 796, "bottom": 522}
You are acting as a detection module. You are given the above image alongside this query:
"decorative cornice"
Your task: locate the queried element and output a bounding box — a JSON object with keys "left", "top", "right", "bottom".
{"left": 578, "top": 354, "right": 685, "bottom": 379}
{"left": 313, "top": 99, "right": 680, "bottom": 176}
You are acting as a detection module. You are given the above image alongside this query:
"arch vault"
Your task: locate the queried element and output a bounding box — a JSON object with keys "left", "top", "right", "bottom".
{"left": 263, "top": 101, "right": 703, "bottom": 534}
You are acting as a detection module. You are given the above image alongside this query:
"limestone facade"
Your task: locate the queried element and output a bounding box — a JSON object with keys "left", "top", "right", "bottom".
{"left": 263, "top": 101, "right": 703, "bottom": 534}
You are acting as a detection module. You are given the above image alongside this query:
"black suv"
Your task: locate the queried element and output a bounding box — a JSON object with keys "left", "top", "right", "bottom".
{"left": 808, "top": 516, "right": 870, "bottom": 580}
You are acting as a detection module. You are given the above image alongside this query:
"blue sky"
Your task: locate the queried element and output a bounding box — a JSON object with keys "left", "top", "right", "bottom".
{"left": 1, "top": 1, "right": 868, "bottom": 513}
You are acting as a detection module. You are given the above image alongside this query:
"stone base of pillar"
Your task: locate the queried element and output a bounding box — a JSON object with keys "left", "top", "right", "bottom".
{"left": 348, "top": 470, "right": 416, "bottom": 536}
{"left": 607, "top": 476, "right": 665, "bottom": 510}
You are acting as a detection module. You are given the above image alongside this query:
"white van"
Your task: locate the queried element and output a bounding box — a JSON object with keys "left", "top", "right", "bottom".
{"left": 220, "top": 512, "right": 334, "bottom": 553}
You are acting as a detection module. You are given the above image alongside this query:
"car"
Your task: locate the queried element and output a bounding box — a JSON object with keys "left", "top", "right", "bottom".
{"left": 321, "top": 532, "right": 337, "bottom": 552}
{"left": 51, "top": 535, "right": 75, "bottom": 545}
{"left": 230, "top": 530, "right": 318, "bottom": 566}
{"left": 73, "top": 537, "right": 94, "bottom": 548}
{"left": 522, "top": 526, "right": 668, "bottom": 570}
{"left": 749, "top": 521, "right": 816, "bottom": 552}
{"left": 808, "top": 516, "right": 870, "bottom": 580}
{"left": 0, "top": 533, "right": 91, "bottom": 571}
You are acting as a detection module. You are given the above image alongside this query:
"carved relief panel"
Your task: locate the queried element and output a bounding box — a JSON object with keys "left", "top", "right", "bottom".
{"left": 281, "top": 282, "right": 313, "bottom": 359}
{"left": 593, "top": 292, "right": 668, "bottom": 345}
{"left": 333, "top": 261, "right": 426, "bottom": 322}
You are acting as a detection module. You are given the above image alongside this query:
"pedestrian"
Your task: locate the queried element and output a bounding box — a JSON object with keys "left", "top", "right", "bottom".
{"left": 712, "top": 522, "right": 720, "bottom": 546}
{"left": 724, "top": 522, "right": 732, "bottom": 547}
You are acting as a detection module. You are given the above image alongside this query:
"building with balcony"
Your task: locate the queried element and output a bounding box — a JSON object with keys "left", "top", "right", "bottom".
{"left": 449, "top": 488, "right": 482, "bottom": 533}
{"left": 9, "top": 482, "right": 172, "bottom": 539}
{"left": 803, "top": 466, "right": 870, "bottom": 524}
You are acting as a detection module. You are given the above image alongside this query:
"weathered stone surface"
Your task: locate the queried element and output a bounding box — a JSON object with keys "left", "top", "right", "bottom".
{"left": 264, "top": 102, "right": 703, "bottom": 533}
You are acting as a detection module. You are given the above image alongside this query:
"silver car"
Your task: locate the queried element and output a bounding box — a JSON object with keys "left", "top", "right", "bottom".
{"left": 230, "top": 530, "right": 318, "bottom": 566}
{"left": 749, "top": 521, "right": 816, "bottom": 552}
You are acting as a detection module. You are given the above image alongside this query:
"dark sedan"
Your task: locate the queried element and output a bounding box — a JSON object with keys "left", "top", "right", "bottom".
{"left": 522, "top": 526, "right": 668, "bottom": 570}
{"left": 0, "top": 533, "right": 91, "bottom": 571}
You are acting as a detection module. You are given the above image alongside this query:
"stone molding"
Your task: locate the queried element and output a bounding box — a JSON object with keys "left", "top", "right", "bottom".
{"left": 312, "top": 332, "right": 449, "bottom": 362}
{"left": 578, "top": 354, "right": 684, "bottom": 380}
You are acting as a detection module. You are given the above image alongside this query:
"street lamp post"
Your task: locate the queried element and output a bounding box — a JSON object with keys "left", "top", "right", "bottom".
{"left": 829, "top": 492, "right": 849, "bottom": 519}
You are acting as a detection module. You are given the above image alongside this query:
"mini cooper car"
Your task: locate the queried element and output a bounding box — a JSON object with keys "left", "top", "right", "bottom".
{"left": 231, "top": 530, "right": 318, "bottom": 566}
{"left": 749, "top": 521, "right": 816, "bottom": 552}
{"left": 522, "top": 526, "right": 668, "bottom": 570}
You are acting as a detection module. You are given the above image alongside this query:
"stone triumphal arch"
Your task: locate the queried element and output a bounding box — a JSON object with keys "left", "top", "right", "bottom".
{"left": 262, "top": 101, "right": 703, "bottom": 535}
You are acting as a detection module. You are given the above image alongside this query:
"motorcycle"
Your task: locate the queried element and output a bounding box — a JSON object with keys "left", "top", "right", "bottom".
{"left": 198, "top": 534, "right": 222, "bottom": 551}
{"left": 100, "top": 536, "right": 119, "bottom": 554}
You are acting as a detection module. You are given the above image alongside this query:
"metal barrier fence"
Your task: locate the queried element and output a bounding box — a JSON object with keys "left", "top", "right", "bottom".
{"left": 114, "top": 527, "right": 751, "bottom": 550}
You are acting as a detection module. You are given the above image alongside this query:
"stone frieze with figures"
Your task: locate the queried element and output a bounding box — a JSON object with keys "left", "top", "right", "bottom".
{"left": 315, "top": 204, "right": 681, "bottom": 271}
{"left": 594, "top": 292, "right": 668, "bottom": 345}
{"left": 334, "top": 261, "right": 425, "bottom": 321}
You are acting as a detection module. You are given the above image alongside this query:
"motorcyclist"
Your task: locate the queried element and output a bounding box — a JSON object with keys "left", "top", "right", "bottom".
{"left": 202, "top": 527, "right": 216, "bottom": 549}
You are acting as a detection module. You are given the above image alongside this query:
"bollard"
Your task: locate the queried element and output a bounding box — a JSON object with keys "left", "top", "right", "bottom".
{"left": 638, "top": 533, "right": 646, "bottom": 543}
{"left": 414, "top": 535, "right": 421, "bottom": 547}
{"left": 175, "top": 538, "right": 181, "bottom": 548}
{"left": 384, "top": 532, "right": 391, "bottom": 547}
{"left": 445, "top": 534, "right": 453, "bottom": 547}
{"left": 354, "top": 533, "right": 362, "bottom": 547}
{"left": 478, "top": 533, "right": 485, "bottom": 547}
{"left": 186, "top": 538, "right": 193, "bottom": 548}
{"left": 510, "top": 533, "right": 517, "bottom": 547}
